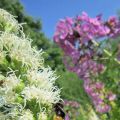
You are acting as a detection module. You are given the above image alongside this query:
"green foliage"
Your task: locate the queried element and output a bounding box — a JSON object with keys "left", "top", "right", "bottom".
{"left": 98, "top": 38, "right": 120, "bottom": 120}
{"left": 0, "top": 0, "right": 46, "bottom": 47}
{"left": 56, "top": 71, "right": 90, "bottom": 104}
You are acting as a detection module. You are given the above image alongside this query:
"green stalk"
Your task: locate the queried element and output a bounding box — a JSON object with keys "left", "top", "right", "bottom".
{"left": 92, "top": 39, "right": 120, "bottom": 65}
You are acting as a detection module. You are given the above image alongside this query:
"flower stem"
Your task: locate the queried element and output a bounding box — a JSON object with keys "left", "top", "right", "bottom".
{"left": 92, "top": 39, "right": 120, "bottom": 65}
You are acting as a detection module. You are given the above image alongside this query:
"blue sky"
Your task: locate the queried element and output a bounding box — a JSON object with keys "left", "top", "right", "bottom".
{"left": 20, "top": 0, "right": 120, "bottom": 39}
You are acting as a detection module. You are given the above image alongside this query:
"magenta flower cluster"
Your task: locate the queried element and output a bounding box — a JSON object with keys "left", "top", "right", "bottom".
{"left": 53, "top": 12, "right": 119, "bottom": 113}
{"left": 64, "top": 99, "right": 80, "bottom": 108}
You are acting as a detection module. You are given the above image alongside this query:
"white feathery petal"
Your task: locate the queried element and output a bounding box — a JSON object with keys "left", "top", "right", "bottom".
{"left": 3, "top": 72, "right": 20, "bottom": 91}
{"left": 0, "top": 32, "right": 44, "bottom": 68}
{"left": 18, "top": 110, "right": 34, "bottom": 120}
{"left": 0, "top": 104, "right": 23, "bottom": 120}
{"left": 0, "top": 72, "right": 20, "bottom": 104}
{"left": 22, "top": 86, "right": 61, "bottom": 104}
{"left": 0, "top": 9, "right": 20, "bottom": 33}
{"left": 26, "top": 67, "right": 58, "bottom": 89}
{"left": 38, "top": 111, "right": 47, "bottom": 120}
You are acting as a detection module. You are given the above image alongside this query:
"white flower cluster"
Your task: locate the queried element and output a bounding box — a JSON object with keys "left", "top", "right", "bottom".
{"left": 0, "top": 73, "right": 20, "bottom": 104}
{"left": 0, "top": 9, "right": 20, "bottom": 33}
{"left": 19, "top": 110, "right": 34, "bottom": 120}
{"left": 0, "top": 9, "right": 61, "bottom": 120}
{"left": 38, "top": 111, "right": 47, "bottom": 120}
{"left": 0, "top": 33, "right": 44, "bottom": 68}
{"left": 22, "top": 85, "right": 60, "bottom": 105}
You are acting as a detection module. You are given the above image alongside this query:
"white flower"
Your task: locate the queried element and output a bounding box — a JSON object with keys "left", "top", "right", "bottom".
{"left": 19, "top": 110, "right": 34, "bottom": 120}
{"left": 0, "top": 32, "right": 44, "bottom": 68}
{"left": 0, "top": 9, "right": 20, "bottom": 33}
{"left": 0, "top": 72, "right": 20, "bottom": 104}
{"left": 23, "top": 67, "right": 61, "bottom": 105}
{"left": 22, "top": 85, "right": 60, "bottom": 105}
{"left": 38, "top": 112, "right": 47, "bottom": 120}
{"left": 0, "top": 72, "right": 20, "bottom": 91}
{"left": 27, "top": 67, "right": 58, "bottom": 89}
{"left": 0, "top": 104, "right": 23, "bottom": 120}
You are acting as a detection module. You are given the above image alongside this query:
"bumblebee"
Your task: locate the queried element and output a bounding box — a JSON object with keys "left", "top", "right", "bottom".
{"left": 0, "top": 80, "right": 4, "bottom": 87}
{"left": 104, "top": 21, "right": 115, "bottom": 34}
{"left": 53, "top": 102, "right": 65, "bottom": 120}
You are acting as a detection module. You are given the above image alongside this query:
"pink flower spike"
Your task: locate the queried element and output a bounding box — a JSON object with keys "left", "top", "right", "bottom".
{"left": 66, "top": 17, "right": 74, "bottom": 25}
{"left": 108, "top": 92, "right": 116, "bottom": 101}
{"left": 95, "top": 82, "right": 104, "bottom": 89}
